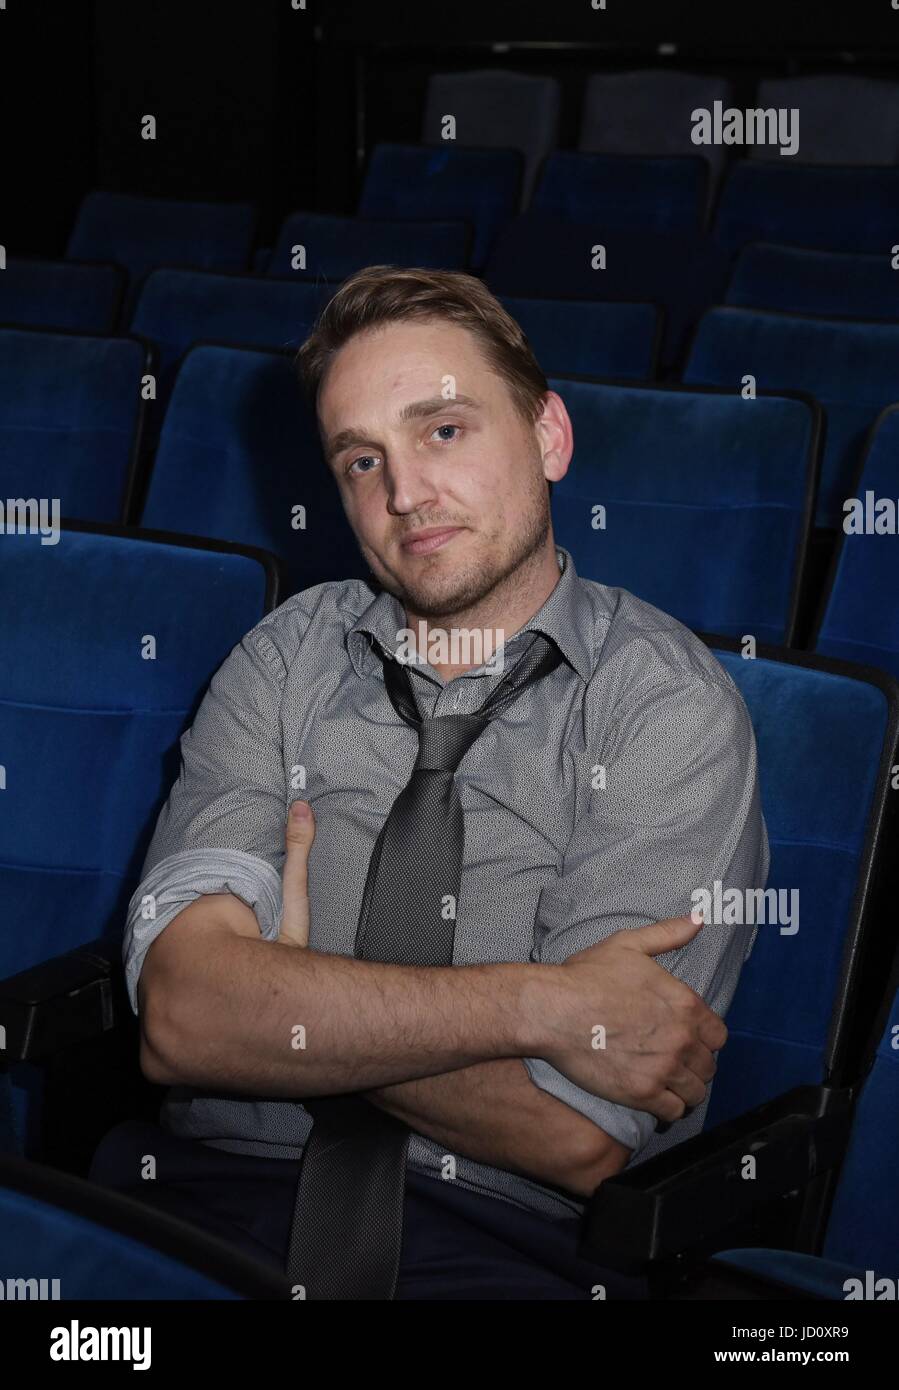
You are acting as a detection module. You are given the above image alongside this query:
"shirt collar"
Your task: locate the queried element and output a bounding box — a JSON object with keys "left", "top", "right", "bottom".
{"left": 344, "top": 545, "right": 594, "bottom": 685}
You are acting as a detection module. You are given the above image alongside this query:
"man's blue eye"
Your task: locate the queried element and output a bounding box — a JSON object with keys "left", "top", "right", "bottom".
{"left": 350, "top": 456, "right": 377, "bottom": 474}
{"left": 434, "top": 424, "right": 458, "bottom": 441}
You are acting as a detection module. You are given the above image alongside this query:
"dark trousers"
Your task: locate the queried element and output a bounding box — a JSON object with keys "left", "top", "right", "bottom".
{"left": 89, "top": 1120, "right": 648, "bottom": 1300}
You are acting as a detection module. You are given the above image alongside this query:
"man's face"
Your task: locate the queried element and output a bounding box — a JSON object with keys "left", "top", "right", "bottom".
{"left": 318, "top": 318, "right": 566, "bottom": 620}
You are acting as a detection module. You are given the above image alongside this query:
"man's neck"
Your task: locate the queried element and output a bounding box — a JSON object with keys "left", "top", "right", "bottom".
{"left": 403, "top": 542, "right": 563, "bottom": 683}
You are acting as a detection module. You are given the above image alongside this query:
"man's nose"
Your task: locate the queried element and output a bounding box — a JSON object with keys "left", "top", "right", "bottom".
{"left": 383, "top": 448, "right": 439, "bottom": 515}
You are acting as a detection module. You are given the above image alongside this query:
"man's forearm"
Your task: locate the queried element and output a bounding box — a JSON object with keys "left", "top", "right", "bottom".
{"left": 141, "top": 899, "right": 548, "bottom": 1095}
{"left": 364, "top": 1060, "right": 632, "bottom": 1198}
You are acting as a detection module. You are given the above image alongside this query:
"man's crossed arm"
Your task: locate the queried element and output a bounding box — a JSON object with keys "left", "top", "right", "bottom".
{"left": 138, "top": 802, "right": 724, "bottom": 1202}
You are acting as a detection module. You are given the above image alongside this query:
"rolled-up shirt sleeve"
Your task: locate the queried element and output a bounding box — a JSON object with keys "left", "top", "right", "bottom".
{"left": 523, "top": 658, "right": 770, "bottom": 1161}
{"left": 123, "top": 624, "right": 289, "bottom": 1014}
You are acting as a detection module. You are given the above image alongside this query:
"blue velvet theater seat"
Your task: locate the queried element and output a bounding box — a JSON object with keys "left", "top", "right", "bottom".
{"left": 501, "top": 297, "right": 659, "bottom": 379}
{"left": 485, "top": 213, "right": 731, "bottom": 371}
{"left": 712, "top": 981, "right": 899, "bottom": 1297}
{"left": 0, "top": 258, "right": 125, "bottom": 333}
{"left": 265, "top": 212, "right": 471, "bottom": 280}
{"left": 751, "top": 76, "right": 899, "bottom": 165}
{"left": 532, "top": 151, "right": 709, "bottom": 235}
{"left": 129, "top": 268, "right": 332, "bottom": 405}
{"left": 66, "top": 191, "right": 256, "bottom": 314}
{"left": 421, "top": 70, "right": 560, "bottom": 205}
{"left": 683, "top": 306, "right": 899, "bottom": 528}
{"left": 358, "top": 142, "right": 523, "bottom": 267}
{"left": 0, "top": 523, "right": 278, "bottom": 1153}
{"left": 0, "top": 524, "right": 278, "bottom": 985}
{"left": 703, "top": 646, "right": 897, "bottom": 1127}
{"left": 726, "top": 243, "right": 899, "bottom": 322}
{"left": 712, "top": 162, "right": 899, "bottom": 254}
{"left": 813, "top": 404, "right": 899, "bottom": 680}
{"left": 139, "top": 346, "right": 367, "bottom": 593}
{"left": 549, "top": 378, "right": 819, "bottom": 643}
{"left": 0, "top": 326, "right": 150, "bottom": 524}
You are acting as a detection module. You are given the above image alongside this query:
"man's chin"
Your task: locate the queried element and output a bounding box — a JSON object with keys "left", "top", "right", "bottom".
{"left": 395, "top": 552, "right": 500, "bottom": 619}
{"left": 398, "top": 577, "right": 487, "bottom": 621}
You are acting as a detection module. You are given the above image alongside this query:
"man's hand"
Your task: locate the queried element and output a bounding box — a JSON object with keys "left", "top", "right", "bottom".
{"left": 277, "top": 799, "right": 316, "bottom": 947}
{"left": 539, "top": 915, "right": 727, "bottom": 1123}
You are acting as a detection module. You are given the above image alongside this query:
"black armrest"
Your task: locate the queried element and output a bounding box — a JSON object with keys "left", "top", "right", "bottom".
{"left": 0, "top": 935, "right": 129, "bottom": 1064}
{"left": 579, "top": 1084, "right": 854, "bottom": 1272}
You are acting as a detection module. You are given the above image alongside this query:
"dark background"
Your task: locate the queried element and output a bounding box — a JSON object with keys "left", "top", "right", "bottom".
{"left": 4, "top": 0, "right": 899, "bottom": 254}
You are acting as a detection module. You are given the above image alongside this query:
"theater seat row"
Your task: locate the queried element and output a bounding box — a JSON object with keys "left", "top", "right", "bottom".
{"left": 6, "top": 141, "right": 898, "bottom": 324}
{"left": 4, "top": 312, "right": 899, "bottom": 656}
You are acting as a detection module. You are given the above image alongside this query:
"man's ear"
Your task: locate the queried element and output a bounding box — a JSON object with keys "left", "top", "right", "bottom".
{"left": 535, "top": 390, "right": 574, "bottom": 486}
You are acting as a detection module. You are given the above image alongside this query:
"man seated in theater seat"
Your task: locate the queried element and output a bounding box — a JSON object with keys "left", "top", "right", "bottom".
{"left": 91, "top": 267, "right": 768, "bottom": 1300}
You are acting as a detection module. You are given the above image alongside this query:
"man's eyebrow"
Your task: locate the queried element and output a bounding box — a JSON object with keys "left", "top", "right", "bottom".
{"left": 325, "top": 396, "right": 481, "bottom": 463}
{"left": 397, "top": 394, "right": 481, "bottom": 424}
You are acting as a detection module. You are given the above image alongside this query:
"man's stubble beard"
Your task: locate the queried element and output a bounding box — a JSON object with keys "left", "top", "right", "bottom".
{"left": 375, "top": 463, "right": 552, "bottom": 623}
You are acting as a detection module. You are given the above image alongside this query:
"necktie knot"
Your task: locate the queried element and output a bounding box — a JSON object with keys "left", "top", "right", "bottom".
{"left": 414, "top": 712, "right": 488, "bottom": 773}
{"left": 380, "top": 632, "right": 565, "bottom": 745}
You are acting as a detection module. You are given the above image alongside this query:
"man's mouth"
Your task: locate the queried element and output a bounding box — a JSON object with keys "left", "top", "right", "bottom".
{"left": 400, "top": 527, "right": 464, "bottom": 555}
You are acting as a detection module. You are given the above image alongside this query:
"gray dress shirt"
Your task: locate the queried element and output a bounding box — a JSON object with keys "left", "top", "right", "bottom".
{"left": 123, "top": 545, "right": 768, "bottom": 1220}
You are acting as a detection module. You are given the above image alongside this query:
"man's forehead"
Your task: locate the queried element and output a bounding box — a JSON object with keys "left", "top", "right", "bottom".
{"left": 320, "top": 320, "right": 492, "bottom": 398}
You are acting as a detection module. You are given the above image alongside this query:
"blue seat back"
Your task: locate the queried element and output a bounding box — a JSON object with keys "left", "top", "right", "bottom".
{"left": 713, "top": 163, "right": 899, "bottom": 254}
{"left": 141, "top": 346, "right": 366, "bottom": 593}
{"left": 533, "top": 151, "right": 708, "bottom": 235}
{"left": 551, "top": 378, "right": 817, "bottom": 642}
{"left": 0, "top": 327, "right": 148, "bottom": 524}
{"left": 0, "top": 527, "right": 275, "bottom": 981}
{"left": 358, "top": 143, "right": 523, "bottom": 267}
{"left": 815, "top": 406, "right": 899, "bottom": 680}
{"left": 66, "top": 191, "right": 255, "bottom": 310}
{"left": 266, "top": 212, "right": 471, "bottom": 279}
{"left": 727, "top": 243, "right": 899, "bottom": 322}
{"left": 0, "top": 259, "right": 124, "bottom": 333}
{"left": 129, "top": 269, "right": 331, "bottom": 401}
{"left": 684, "top": 306, "right": 899, "bottom": 528}
{"left": 503, "top": 298, "right": 658, "bottom": 380}
{"left": 705, "top": 650, "right": 896, "bottom": 1125}
{"left": 485, "top": 214, "right": 731, "bottom": 371}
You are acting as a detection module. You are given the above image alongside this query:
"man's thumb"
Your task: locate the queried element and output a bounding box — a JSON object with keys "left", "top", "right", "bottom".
{"left": 627, "top": 912, "right": 704, "bottom": 956}
{"left": 280, "top": 801, "right": 316, "bottom": 948}
{"left": 286, "top": 798, "right": 316, "bottom": 852}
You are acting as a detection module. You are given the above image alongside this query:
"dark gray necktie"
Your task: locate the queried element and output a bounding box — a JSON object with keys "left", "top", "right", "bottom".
{"left": 286, "top": 632, "right": 564, "bottom": 1299}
